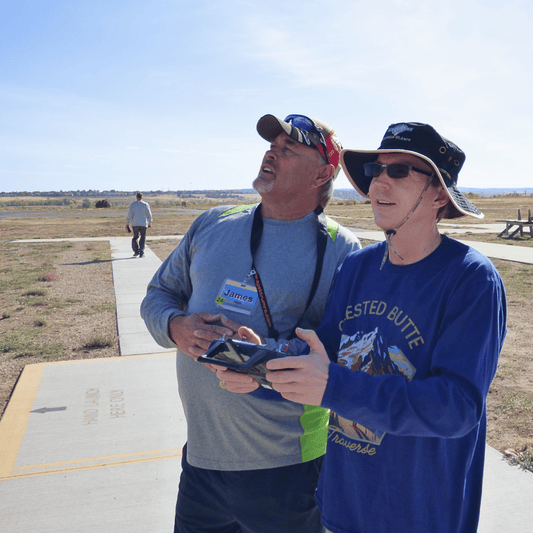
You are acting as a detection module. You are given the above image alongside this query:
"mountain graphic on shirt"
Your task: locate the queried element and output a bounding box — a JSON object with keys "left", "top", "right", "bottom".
{"left": 329, "top": 328, "right": 416, "bottom": 445}
{"left": 337, "top": 328, "right": 416, "bottom": 379}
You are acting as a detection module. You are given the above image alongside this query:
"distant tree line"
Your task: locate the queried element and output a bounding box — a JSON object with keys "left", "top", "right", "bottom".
{"left": 2, "top": 188, "right": 531, "bottom": 202}
{"left": 1, "top": 198, "right": 75, "bottom": 206}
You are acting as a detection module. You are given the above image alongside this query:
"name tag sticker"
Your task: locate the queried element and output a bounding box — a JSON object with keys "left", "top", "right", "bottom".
{"left": 216, "top": 279, "right": 258, "bottom": 315}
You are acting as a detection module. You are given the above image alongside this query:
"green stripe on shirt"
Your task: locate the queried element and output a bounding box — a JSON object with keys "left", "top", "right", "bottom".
{"left": 300, "top": 404, "right": 330, "bottom": 462}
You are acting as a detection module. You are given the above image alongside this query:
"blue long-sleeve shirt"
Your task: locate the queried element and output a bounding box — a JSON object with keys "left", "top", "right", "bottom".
{"left": 312, "top": 236, "right": 506, "bottom": 533}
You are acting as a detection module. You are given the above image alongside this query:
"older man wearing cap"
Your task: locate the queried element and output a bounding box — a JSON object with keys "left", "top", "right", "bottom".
{"left": 140, "top": 114, "right": 360, "bottom": 533}
{"left": 243, "top": 122, "right": 507, "bottom": 533}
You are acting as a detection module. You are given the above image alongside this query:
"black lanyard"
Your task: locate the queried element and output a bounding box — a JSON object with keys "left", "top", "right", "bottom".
{"left": 249, "top": 204, "right": 329, "bottom": 341}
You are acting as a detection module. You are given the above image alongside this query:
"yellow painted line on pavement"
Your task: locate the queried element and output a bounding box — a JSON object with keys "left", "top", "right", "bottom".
{"left": 0, "top": 364, "right": 44, "bottom": 479}
{"left": 2, "top": 448, "right": 182, "bottom": 481}
{"left": 12, "top": 446, "right": 182, "bottom": 473}
{"left": 22, "top": 352, "right": 173, "bottom": 367}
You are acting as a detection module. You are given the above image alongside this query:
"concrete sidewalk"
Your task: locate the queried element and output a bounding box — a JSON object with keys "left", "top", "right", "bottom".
{"left": 1, "top": 234, "right": 532, "bottom": 532}
{"left": 108, "top": 237, "right": 177, "bottom": 356}
{"left": 351, "top": 226, "right": 533, "bottom": 264}
{"left": 0, "top": 353, "right": 185, "bottom": 532}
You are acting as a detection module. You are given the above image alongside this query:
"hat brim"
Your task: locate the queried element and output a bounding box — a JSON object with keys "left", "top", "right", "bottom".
{"left": 340, "top": 148, "right": 484, "bottom": 220}
{"left": 257, "top": 115, "right": 292, "bottom": 143}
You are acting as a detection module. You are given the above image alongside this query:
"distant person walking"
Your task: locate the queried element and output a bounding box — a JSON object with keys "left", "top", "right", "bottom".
{"left": 126, "top": 192, "right": 152, "bottom": 258}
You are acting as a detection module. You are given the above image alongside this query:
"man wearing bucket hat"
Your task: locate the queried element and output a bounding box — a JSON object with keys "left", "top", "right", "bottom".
{"left": 247, "top": 122, "right": 508, "bottom": 532}
{"left": 141, "top": 114, "right": 360, "bottom": 533}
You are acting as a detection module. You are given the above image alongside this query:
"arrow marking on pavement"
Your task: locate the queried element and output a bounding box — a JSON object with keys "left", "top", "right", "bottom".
{"left": 31, "top": 407, "right": 67, "bottom": 414}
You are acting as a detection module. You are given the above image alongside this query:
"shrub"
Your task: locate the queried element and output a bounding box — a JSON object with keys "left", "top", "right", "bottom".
{"left": 23, "top": 289, "right": 48, "bottom": 297}
{"left": 81, "top": 336, "right": 114, "bottom": 350}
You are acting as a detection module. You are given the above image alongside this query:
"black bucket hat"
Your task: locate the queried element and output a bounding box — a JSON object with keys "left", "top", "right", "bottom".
{"left": 340, "top": 122, "right": 483, "bottom": 219}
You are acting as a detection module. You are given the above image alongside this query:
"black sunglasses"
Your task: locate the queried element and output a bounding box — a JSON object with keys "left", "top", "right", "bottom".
{"left": 284, "top": 114, "right": 329, "bottom": 164}
{"left": 364, "top": 162, "right": 434, "bottom": 179}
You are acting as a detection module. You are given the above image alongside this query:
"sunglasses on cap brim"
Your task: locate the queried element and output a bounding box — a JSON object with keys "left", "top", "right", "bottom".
{"left": 364, "top": 162, "right": 435, "bottom": 179}
{"left": 284, "top": 114, "right": 330, "bottom": 165}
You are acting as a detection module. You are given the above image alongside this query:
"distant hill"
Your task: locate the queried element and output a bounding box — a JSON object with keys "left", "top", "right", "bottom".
{"left": 1, "top": 187, "right": 531, "bottom": 199}
{"left": 331, "top": 188, "right": 533, "bottom": 200}
{"left": 457, "top": 187, "right": 533, "bottom": 196}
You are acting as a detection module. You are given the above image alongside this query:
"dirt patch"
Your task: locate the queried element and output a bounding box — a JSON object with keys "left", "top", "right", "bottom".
{"left": 0, "top": 240, "right": 118, "bottom": 418}
{"left": 486, "top": 259, "right": 533, "bottom": 455}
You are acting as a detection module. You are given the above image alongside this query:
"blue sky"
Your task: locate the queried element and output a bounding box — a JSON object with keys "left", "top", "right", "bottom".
{"left": 1, "top": 0, "right": 532, "bottom": 192}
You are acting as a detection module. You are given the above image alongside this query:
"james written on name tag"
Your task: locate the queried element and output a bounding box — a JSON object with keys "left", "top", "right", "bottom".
{"left": 215, "top": 279, "right": 259, "bottom": 316}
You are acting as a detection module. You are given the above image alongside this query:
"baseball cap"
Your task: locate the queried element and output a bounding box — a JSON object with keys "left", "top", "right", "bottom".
{"left": 340, "top": 122, "right": 483, "bottom": 219}
{"left": 257, "top": 114, "right": 343, "bottom": 178}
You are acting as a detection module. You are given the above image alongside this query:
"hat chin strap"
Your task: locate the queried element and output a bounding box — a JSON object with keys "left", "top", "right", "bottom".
{"left": 380, "top": 177, "right": 433, "bottom": 270}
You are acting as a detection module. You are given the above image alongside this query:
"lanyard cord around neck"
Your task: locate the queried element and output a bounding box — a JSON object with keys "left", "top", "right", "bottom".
{"left": 249, "top": 204, "right": 329, "bottom": 341}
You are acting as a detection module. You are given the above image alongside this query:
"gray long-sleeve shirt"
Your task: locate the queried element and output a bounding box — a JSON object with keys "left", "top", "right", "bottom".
{"left": 140, "top": 204, "right": 361, "bottom": 470}
{"left": 126, "top": 199, "right": 152, "bottom": 227}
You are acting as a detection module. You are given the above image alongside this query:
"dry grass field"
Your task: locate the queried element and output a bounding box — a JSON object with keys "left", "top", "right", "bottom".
{"left": 3, "top": 193, "right": 532, "bottom": 246}
{"left": 1, "top": 193, "right": 532, "bottom": 470}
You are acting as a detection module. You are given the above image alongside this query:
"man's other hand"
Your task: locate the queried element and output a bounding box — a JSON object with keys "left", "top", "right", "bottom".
{"left": 169, "top": 313, "right": 241, "bottom": 360}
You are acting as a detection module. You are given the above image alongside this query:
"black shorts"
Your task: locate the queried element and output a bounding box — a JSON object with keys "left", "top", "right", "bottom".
{"left": 174, "top": 444, "right": 324, "bottom": 533}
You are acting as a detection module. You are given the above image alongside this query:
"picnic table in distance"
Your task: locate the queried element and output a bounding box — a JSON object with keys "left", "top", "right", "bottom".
{"left": 497, "top": 209, "right": 533, "bottom": 239}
